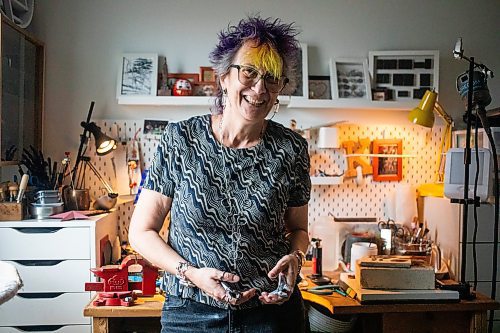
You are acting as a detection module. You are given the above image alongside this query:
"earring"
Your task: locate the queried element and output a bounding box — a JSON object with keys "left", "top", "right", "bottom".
{"left": 222, "top": 88, "right": 228, "bottom": 109}
{"left": 267, "top": 100, "right": 280, "bottom": 121}
{"left": 273, "top": 99, "right": 280, "bottom": 114}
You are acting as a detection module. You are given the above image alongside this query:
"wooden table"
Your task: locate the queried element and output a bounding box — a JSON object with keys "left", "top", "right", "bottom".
{"left": 84, "top": 289, "right": 499, "bottom": 333}
{"left": 301, "top": 288, "right": 498, "bottom": 333}
{"left": 83, "top": 294, "right": 164, "bottom": 333}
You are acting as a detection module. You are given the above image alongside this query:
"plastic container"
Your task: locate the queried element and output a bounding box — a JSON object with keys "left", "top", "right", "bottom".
{"left": 310, "top": 217, "right": 340, "bottom": 271}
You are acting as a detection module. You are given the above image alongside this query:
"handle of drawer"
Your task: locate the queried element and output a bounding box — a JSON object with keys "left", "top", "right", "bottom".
{"left": 13, "top": 227, "right": 62, "bottom": 234}
{"left": 13, "top": 259, "right": 64, "bottom": 266}
{"left": 12, "top": 325, "right": 65, "bottom": 332}
{"left": 17, "top": 292, "right": 64, "bottom": 299}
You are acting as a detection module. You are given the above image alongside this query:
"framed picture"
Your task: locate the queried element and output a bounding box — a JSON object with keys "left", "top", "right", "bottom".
{"left": 372, "top": 139, "right": 403, "bottom": 181}
{"left": 167, "top": 73, "right": 199, "bottom": 89}
{"left": 192, "top": 81, "right": 217, "bottom": 96}
{"left": 280, "top": 42, "right": 308, "bottom": 99}
{"left": 368, "top": 50, "right": 439, "bottom": 100}
{"left": 143, "top": 119, "right": 168, "bottom": 139}
{"left": 118, "top": 53, "right": 158, "bottom": 97}
{"left": 199, "top": 66, "right": 216, "bottom": 82}
{"left": 330, "top": 57, "right": 371, "bottom": 100}
{"left": 308, "top": 75, "right": 331, "bottom": 99}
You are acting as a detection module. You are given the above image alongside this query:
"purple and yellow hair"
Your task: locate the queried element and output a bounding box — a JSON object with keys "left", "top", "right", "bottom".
{"left": 209, "top": 15, "right": 300, "bottom": 113}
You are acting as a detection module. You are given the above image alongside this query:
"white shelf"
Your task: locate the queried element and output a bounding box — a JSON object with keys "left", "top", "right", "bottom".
{"left": 310, "top": 176, "right": 344, "bottom": 185}
{"left": 287, "top": 98, "right": 415, "bottom": 111}
{"left": 117, "top": 96, "right": 213, "bottom": 106}
{"left": 116, "top": 95, "right": 416, "bottom": 111}
{"left": 117, "top": 95, "right": 292, "bottom": 106}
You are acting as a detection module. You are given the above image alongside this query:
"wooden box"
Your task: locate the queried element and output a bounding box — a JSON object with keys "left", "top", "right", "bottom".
{"left": 0, "top": 202, "right": 24, "bottom": 221}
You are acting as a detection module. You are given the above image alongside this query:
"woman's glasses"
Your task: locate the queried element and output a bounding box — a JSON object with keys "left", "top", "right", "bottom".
{"left": 230, "top": 65, "right": 288, "bottom": 93}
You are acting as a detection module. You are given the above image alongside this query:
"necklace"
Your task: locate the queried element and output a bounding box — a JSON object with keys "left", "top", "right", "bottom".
{"left": 217, "top": 115, "right": 266, "bottom": 268}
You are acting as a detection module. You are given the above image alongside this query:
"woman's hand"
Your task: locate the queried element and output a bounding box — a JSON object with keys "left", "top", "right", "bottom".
{"left": 185, "top": 267, "right": 256, "bottom": 306}
{"left": 259, "top": 253, "right": 299, "bottom": 305}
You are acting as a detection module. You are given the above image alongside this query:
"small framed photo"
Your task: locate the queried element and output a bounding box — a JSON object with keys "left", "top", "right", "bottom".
{"left": 280, "top": 42, "right": 308, "bottom": 99}
{"left": 118, "top": 53, "right": 158, "bottom": 96}
{"left": 192, "top": 81, "right": 217, "bottom": 96}
{"left": 199, "top": 66, "right": 216, "bottom": 82}
{"left": 308, "top": 75, "right": 331, "bottom": 99}
{"left": 143, "top": 119, "right": 169, "bottom": 139}
{"left": 372, "top": 139, "right": 403, "bottom": 181}
{"left": 330, "top": 58, "right": 371, "bottom": 100}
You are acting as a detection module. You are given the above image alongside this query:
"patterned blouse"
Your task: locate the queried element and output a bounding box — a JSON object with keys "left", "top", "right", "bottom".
{"left": 143, "top": 114, "right": 311, "bottom": 309}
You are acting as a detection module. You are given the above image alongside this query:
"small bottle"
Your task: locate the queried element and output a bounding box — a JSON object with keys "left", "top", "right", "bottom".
{"left": 311, "top": 238, "right": 323, "bottom": 276}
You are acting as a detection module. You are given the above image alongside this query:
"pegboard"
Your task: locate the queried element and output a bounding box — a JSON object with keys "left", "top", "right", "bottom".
{"left": 308, "top": 123, "right": 443, "bottom": 220}
{"left": 84, "top": 120, "right": 160, "bottom": 200}
{"left": 84, "top": 119, "right": 444, "bottom": 234}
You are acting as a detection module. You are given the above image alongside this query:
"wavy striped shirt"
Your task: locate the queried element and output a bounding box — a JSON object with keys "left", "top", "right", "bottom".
{"left": 143, "top": 114, "right": 311, "bottom": 309}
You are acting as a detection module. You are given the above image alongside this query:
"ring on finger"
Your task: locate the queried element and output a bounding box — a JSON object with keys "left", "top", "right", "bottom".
{"left": 221, "top": 271, "right": 227, "bottom": 281}
{"left": 224, "top": 293, "right": 233, "bottom": 303}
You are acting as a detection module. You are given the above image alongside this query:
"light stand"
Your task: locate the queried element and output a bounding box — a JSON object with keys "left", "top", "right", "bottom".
{"left": 453, "top": 38, "right": 498, "bottom": 333}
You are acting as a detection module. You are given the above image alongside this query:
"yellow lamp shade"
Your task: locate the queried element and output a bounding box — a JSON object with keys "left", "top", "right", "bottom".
{"left": 408, "top": 90, "right": 437, "bottom": 128}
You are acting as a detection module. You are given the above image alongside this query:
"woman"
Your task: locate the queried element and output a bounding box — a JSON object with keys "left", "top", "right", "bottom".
{"left": 129, "top": 15, "right": 311, "bottom": 332}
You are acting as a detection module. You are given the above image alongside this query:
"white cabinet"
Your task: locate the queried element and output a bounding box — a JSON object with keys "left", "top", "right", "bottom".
{"left": 0, "top": 212, "right": 118, "bottom": 332}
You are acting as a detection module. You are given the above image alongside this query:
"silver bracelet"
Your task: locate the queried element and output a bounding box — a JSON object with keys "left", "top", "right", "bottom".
{"left": 291, "top": 249, "right": 306, "bottom": 273}
{"left": 175, "top": 261, "right": 196, "bottom": 288}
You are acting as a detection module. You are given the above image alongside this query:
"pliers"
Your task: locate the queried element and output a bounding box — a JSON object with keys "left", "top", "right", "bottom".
{"left": 304, "top": 284, "right": 347, "bottom": 296}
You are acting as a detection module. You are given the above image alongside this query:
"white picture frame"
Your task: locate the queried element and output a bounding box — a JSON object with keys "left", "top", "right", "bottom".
{"left": 368, "top": 50, "right": 439, "bottom": 101}
{"left": 330, "top": 57, "right": 371, "bottom": 100}
{"left": 279, "top": 42, "right": 308, "bottom": 99}
{"left": 117, "top": 53, "right": 158, "bottom": 97}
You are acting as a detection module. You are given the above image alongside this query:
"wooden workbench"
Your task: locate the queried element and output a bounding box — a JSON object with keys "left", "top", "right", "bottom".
{"left": 83, "top": 294, "right": 164, "bottom": 333}
{"left": 84, "top": 290, "right": 498, "bottom": 333}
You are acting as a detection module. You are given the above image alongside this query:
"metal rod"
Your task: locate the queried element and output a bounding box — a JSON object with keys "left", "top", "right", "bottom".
{"left": 460, "top": 57, "right": 475, "bottom": 283}
{"left": 71, "top": 101, "right": 95, "bottom": 187}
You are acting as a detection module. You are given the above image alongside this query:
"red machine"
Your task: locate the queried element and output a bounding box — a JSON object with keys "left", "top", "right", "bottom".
{"left": 85, "top": 255, "right": 158, "bottom": 306}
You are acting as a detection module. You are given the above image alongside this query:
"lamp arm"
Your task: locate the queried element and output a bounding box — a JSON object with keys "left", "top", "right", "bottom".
{"left": 434, "top": 102, "right": 453, "bottom": 183}
{"left": 85, "top": 160, "right": 116, "bottom": 195}
{"left": 434, "top": 102, "right": 454, "bottom": 127}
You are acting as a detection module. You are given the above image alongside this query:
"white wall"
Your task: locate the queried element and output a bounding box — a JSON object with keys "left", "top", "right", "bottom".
{"left": 31, "top": 0, "right": 500, "bottom": 160}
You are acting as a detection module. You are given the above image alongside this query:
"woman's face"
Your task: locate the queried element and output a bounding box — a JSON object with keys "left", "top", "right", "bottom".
{"left": 221, "top": 41, "right": 283, "bottom": 123}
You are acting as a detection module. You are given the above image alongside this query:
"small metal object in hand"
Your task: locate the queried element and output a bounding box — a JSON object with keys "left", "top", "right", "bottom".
{"left": 220, "top": 281, "right": 242, "bottom": 302}
{"left": 269, "top": 272, "right": 291, "bottom": 298}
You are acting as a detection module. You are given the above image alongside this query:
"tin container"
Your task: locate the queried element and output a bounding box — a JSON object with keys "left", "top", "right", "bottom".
{"left": 29, "top": 202, "right": 64, "bottom": 219}
{"left": 34, "top": 190, "right": 61, "bottom": 204}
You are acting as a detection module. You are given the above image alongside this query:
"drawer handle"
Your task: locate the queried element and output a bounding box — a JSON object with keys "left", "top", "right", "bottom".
{"left": 13, "top": 260, "right": 64, "bottom": 266}
{"left": 13, "top": 227, "right": 62, "bottom": 234}
{"left": 17, "top": 292, "right": 63, "bottom": 299}
{"left": 12, "top": 325, "right": 65, "bottom": 332}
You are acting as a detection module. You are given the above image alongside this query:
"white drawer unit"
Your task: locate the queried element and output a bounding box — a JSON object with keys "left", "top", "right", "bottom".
{"left": 6, "top": 259, "right": 91, "bottom": 292}
{"left": 0, "top": 293, "right": 91, "bottom": 325}
{"left": 0, "top": 212, "right": 119, "bottom": 331}
{"left": 0, "top": 227, "right": 90, "bottom": 260}
{"left": 0, "top": 326, "right": 91, "bottom": 333}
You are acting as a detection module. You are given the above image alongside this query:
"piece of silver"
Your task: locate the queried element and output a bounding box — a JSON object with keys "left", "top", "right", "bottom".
{"left": 269, "top": 272, "right": 291, "bottom": 298}
{"left": 220, "top": 281, "right": 242, "bottom": 301}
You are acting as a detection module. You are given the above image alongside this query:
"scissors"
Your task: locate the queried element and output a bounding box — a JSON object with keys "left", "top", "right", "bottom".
{"left": 304, "top": 284, "right": 347, "bottom": 297}
{"left": 378, "top": 219, "right": 409, "bottom": 239}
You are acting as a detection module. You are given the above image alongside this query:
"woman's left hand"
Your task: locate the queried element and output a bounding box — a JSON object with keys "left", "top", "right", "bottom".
{"left": 259, "top": 253, "right": 298, "bottom": 305}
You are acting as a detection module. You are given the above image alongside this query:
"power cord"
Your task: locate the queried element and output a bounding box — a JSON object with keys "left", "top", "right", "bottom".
{"left": 476, "top": 110, "right": 499, "bottom": 333}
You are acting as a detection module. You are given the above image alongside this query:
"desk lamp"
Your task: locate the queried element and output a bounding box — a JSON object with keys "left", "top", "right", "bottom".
{"left": 408, "top": 89, "right": 453, "bottom": 196}
{"left": 70, "top": 102, "right": 118, "bottom": 210}
{"left": 72, "top": 101, "right": 116, "bottom": 186}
